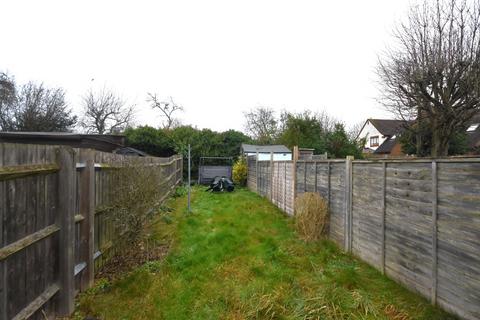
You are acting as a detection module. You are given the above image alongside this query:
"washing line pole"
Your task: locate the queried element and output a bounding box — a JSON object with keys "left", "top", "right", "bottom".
{"left": 188, "top": 144, "right": 191, "bottom": 213}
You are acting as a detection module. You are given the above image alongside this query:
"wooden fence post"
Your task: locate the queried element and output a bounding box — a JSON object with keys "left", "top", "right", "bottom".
{"left": 381, "top": 161, "right": 387, "bottom": 274}
{"left": 255, "top": 152, "right": 259, "bottom": 193}
{"left": 345, "top": 156, "right": 354, "bottom": 252}
{"left": 270, "top": 152, "right": 274, "bottom": 201}
{"left": 284, "top": 161, "right": 287, "bottom": 212}
{"left": 431, "top": 160, "right": 438, "bottom": 305}
{"left": 327, "top": 161, "right": 331, "bottom": 208}
{"left": 56, "top": 147, "right": 76, "bottom": 316}
{"left": 79, "top": 149, "right": 95, "bottom": 291}
{"left": 0, "top": 144, "right": 5, "bottom": 320}
{"left": 179, "top": 156, "right": 183, "bottom": 183}
{"left": 304, "top": 161, "right": 307, "bottom": 192}
{"left": 292, "top": 146, "right": 298, "bottom": 213}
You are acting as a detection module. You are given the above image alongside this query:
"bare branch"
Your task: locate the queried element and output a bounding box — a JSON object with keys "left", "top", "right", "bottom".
{"left": 147, "top": 94, "right": 183, "bottom": 129}
{"left": 243, "top": 107, "right": 278, "bottom": 144}
{"left": 377, "top": 0, "right": 480, "bottom": 156}
{"left": 80, "top": 88, "right": 135, "bottom": 134}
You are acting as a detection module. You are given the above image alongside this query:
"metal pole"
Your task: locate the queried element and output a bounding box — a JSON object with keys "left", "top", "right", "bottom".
{"left": 188, "top": 144, "right": 191, "bottom": 213}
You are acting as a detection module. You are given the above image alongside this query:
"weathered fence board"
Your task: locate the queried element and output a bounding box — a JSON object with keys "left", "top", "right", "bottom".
{"left": 436, "top": 162, "right": 480, "bottom": 319}
{"left": 0, "top": 143, "right": 182, "bottom": 320}
{"left": 351, "top": 162, "right": 383, "bottom": 269}
{"left": 248, "top": 155, "right": 480, "bottom": 320}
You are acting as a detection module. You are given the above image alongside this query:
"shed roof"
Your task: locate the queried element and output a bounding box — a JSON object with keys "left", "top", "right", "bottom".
{"left": 114, "top": 146, "right": 148, "bottom": 156}
{"left": 241, "top": 143, "right": 291, "bottom": 153}
{"left": 0, "top": 131, "right": 125, "bottom": 152}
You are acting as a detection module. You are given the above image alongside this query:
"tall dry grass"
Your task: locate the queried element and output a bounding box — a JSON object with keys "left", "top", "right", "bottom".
{"left": 294, "top": 192, "right": 329, "bottom": 242}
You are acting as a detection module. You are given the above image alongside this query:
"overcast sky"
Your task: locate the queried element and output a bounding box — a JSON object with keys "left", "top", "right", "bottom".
{"left": 1, "top": 0, "right": 413, "bottom": 132}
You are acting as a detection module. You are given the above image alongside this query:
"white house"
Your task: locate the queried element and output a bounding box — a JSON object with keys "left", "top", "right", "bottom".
{"left": 358, "top": 116, "right": 480, "bottom": 156}
{"left": 357, "top": 119, "right": 408, "bottom": 155}
{"left": 241, "top": 143, "right": 292, "bottom": 161}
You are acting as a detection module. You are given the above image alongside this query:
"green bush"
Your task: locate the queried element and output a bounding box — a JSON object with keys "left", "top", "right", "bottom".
{"left": 124, "top": 126, "right": 175, "bottom": 157}
{"left": 232, "top": 157, "right": 248, "bottom": 186}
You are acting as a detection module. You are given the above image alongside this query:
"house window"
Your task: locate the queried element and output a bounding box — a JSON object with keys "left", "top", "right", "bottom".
{"left": 370, "top": 136, "right": 379, "bottom": 147}
{"left": 467, "top": 123, "right": 479, "bottom": 132}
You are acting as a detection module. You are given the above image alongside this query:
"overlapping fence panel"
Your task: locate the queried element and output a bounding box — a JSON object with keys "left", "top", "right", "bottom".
{"left": 247, "top": 156, "right": 256, "bottom": 192}
{"left": 256, "top": 161, "right": 271, "bottom": 198}
{"left": 271, "top": 162, "right": 294, "bottom": 215}
{"left": 436, "top": 162, "right": 480, "bottom": 319}
{"left": 248, "top": 155, "right": 480, "bottom": 320}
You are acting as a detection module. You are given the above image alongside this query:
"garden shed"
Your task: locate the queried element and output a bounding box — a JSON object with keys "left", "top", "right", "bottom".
{"left": 198, "top": 156, "right": 233, "bottom": 184}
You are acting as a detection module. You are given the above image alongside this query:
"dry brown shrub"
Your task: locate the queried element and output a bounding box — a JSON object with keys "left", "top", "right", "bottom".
{"left": 294, "top": 192, "right": 329, "bottom": 242}
{"left": 107, "top": 159, "right": 173, "bottom": 248}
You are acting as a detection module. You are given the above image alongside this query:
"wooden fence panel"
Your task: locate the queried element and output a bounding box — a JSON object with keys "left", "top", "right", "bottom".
{"left": 305, "top": 162, "right": 316, "bottom": 192}
{"left": 0, "top": 144, "right": 59, "bottom": 320}
{"left": 351, "top": 163, "right": 384, "bottom": 269}
{"left": 0, "top": 143, "right": 182, "bottom": 320}
{"left": 247, "top": 156, "right": 480, "bottom": 320}
{"left": 328, "top": 162, "right": 346, "bottom": 247}
{"left": 247, "top": 156, "right": 257, "bottom": 192}
{"left": 257, "top": 161, "right": 271, "bottom": 198}
{"left": 271, "top": 162, "right": 283, "bottom": 209}
{"left": 314, "top": 162, "right": 330, "bottom": 198}
{"left": 284, "top": 162, "right": 295, "bottom": 215}
{"left": 436, "top": 162, "right": 480, "bottom": 320}
{"left": 270, "top": 162, "right": 295, "bottom": 215}
{"left": 385, "top": 162, "right": 433, "bottom": 298}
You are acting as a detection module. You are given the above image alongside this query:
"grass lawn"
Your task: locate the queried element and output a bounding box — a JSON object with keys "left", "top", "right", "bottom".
{"left": 75, "top": 187, "right": 455, "bottom": 320}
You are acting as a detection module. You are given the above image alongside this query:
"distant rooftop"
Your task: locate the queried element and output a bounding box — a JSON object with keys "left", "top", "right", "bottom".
{"left": 368, "top": 119, "right": 408, "bottom": 136}
{"left": 241, "top": 143, "right": 291, "bottom": 154}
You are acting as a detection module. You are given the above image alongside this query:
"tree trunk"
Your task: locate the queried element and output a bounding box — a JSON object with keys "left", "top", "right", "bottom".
{"left": 416, "top": 131, "right": 423, "bottom": 156}
{"left": 416, "top": 110, "right": 424, "bottom": 156}
{"left": 431, "top": 128, "right": 449, "bottom": 157}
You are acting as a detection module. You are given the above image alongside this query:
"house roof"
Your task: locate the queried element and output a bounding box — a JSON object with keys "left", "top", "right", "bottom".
{"left": 241, "top": 143, "right": 291, "bottom": 154}
{"left": 374, "top": 138, "right": 398, "bottom": 154}
{"left": 0, "top": 131, "right": 126, "bottom": 152}
{"left": 368, "top": 119, "right": 408, "bottom": 136}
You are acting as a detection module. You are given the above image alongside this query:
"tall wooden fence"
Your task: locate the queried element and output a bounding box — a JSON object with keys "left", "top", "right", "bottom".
{"left": 248, "top": 156, "right": 480, "bottom": 320}
{"left": 0, "top": 143, "right": 182, "bottom": 320}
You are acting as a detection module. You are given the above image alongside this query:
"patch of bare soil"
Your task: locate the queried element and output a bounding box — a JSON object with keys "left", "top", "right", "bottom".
{"left": 95, "top": 240, "right": 171, "bottom": 282}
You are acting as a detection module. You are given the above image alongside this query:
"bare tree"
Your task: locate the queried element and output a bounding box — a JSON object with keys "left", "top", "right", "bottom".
{"left": 80, "top": 88, "right": 135, "bottom": 134}
{"left": 243, "top": 107, "right": 278, "bottom": 144}
{"left": 378, "top": 0, "right": 480, "bottom": 156}
{"left": 348, "top": 120, "right": 366, "bottom": 141}
{"left": 0, "top": 72, "right": 17, "bottom": 130}
{"left": 0, "top": 78, "right": 76, "bottom": 132}
{"left": 147, "top": 94, "right": 183, "bottom": 129}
